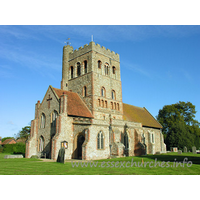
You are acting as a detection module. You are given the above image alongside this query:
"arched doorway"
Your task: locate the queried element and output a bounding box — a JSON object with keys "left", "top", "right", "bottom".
{"left": 73, "top": 132, "right": 85, "bottom": 159}
{"left": 77, "top": 135, "right": 85, "bottom": 159}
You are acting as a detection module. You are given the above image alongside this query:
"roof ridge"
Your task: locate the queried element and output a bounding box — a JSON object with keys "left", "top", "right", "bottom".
{"left": 52, "top": 87, "right": 77, "bottom": 95}
{"left": 123, "top": 103, "right": 144, "bottom": 110}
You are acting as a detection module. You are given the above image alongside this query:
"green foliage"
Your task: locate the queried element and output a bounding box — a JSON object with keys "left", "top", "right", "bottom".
{"left": 157, "top": 101, "right": 200, "bottom": 150}
{"left": 31, "top": 155, "right": 39, "bottom": 159}
{"left": 13, "top": 143, "right": 26, "bottom": 155}
{"left": 2, "top": 137, "right": 14, "bottom": 143}
{"left": 0, "top": 145, "right": 3, "bottom": 153}
{"left": 17, "top": 126, "right": 31, "bottom": 140}
{"left": 3, "top": 143, "right": 25, "bottom": 156}
{"left": 3, "top": 144, "right": 15, "bottom": 153}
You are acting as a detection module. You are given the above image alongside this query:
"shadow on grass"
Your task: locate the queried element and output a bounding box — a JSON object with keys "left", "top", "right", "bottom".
{"left": 140, "top": 153, "right": 200, "bottom": 165}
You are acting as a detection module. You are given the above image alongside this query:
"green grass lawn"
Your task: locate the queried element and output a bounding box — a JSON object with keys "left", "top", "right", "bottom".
{"left": 0, "top": 152, "right": 200, "bottom": 175}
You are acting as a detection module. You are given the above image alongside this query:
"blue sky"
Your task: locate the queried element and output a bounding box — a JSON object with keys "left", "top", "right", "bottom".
{"left": 0, "top": 25, "right": 200, "bottom": 138}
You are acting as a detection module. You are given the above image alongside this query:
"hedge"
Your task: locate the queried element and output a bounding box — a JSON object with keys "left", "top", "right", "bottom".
{"left": 3, "top": 143, "right": 26, "bottom": 156}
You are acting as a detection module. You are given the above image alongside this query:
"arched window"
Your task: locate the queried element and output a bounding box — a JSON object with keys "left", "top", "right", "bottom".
{"left": 114, "top": 102, "right": 116, "bottom": 110}
{"left": 83, "top": 86, "right": 87, "bottom": 97}
{"left": 77, "top": 62, "right": 81, "bottom": 77}
{"left": 152, "top": 134, "right": 154, "bottom": 143}
{"left": 98, "top": 60, "right": 102, "bottom": 69}
{"left": 70, "top": 66, "right": 73, "bottom": 79}
{"left": 101, "top": 87, "right": 105, "bottom": 97}
{"left": 104, "top": 63, "right": 109, "bottom": 75}
{"left": 111, "top": 90, "right": 116, "bottom": 100}
{"left": 97, "top": 131, "right": 104, "bottom": 149}
{"left": 111, "top": 102, "right": 113, "bottom": 109}
{"left": 40, "top": 113, "right": 46, "bottom": 128}
{"left": 124, "top": 133, "right": 129, "bottom": 149}
{"left": 84, "top": 60, "right": 87, "bottom": 74}
{"left": 105, "top": 100, "right": 107, "bottom": 108}
{"left": 101, "top": 100, "right": 104, "bottom": 108}
{"left": 117, "top": 103, "right": 120, "bottom": 111}
{"left": 98, "top": 99, "right": 101, "bottom": 107}
{"left": 39, "top": 136, "right": 44, "bottom": 152}
{"left": 51, "top": 110, "right": 58, "bottom": 127}
{"left": 112, "top": 66, "right": 116, "bottom": 74}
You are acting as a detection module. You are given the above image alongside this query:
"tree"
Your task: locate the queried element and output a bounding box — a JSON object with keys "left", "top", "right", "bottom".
{"left": 16, "top": 126, "right": 31, "bottom": 140}
{"left": 157, "top": 101, "right": 200, "bottom": 150}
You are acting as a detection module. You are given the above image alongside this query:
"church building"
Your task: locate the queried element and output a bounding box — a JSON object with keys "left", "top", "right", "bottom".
{"left": 26, "top": 41, "right": 166, "bottom": 160}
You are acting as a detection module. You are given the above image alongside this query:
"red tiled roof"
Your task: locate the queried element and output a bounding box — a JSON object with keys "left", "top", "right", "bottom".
{"left": 123, "top": 103, "right": 162, "bottom": 129}
{"left": 1, "top": 138, "right": 16, "bottom": 145}
{"left": 16, "top": 138, "right": 26, "bottom": 144}
{"left": 53, "top": 87, "right": 93, "bottom": 118}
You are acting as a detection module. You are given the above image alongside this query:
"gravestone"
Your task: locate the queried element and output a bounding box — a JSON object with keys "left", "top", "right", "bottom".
{"left": 184, "top": 146, "right": 187, "bottom": 153}
{"left": 57, "top": 148, "right": 65, "bottom": 163}
{"left": 170, "top": 147, "right": 178, "bottom": 152}
{"left": 192, "top": 146, "right": 197, "bottom": 154}
{"left": 178, "top": 150, "right": 182, "bottom": 154}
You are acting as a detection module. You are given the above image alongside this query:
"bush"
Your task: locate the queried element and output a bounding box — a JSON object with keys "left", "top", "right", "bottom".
{"left": 31, "top": 155, "right": 39, "bottom": 159}
{"left": 13, "top": 143, "right": 26, "bottom": 156}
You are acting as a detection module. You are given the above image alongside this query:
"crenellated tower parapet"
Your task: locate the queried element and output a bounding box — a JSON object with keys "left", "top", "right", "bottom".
{"left": 68, "top": 42, "right": 119, "bottom": 62}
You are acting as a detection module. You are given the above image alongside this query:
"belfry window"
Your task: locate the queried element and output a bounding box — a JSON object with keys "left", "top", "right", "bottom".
{"left": 70, "top": 66, "right": 73, "bottom": 79}
{"left": 101, "top": 87, "right": 105, "bottom": 97}
{"left": 111, "top": 90, "right": 116, "bottom": 100}
{"left": 83, "top": 86, "right": 87, "bottom": 97}
{"left": 84, "top": 60, "right": 87, "bottom": 74}
{"left": 97, "top": 131, "right": 104, "bottom": 149}
{"left": 112, "top": 66, "right": 116, "bottom": 74}
{"left": 40, "top": 113, "right": 46, "bottom": 128}
{"left": 98, "top": 60, "right": 102, "bottom": 69}
{"left": 104, "top": 64, "right": 109, "bottom": 75}
{"left": 77, "top": 62, "right": 81, "bottom": 77}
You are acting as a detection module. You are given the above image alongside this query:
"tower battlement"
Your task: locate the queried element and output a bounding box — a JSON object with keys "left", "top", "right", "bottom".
{"left": 68, "top": 41, "right": 119, "bottom": 61}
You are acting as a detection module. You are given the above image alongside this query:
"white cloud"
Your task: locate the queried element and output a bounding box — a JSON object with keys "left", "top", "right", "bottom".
{"left": 0, "top": 43, "right": 60, "bottom": 76}
{"left": 0, "top": 25, "right": 40, "bottom": 40}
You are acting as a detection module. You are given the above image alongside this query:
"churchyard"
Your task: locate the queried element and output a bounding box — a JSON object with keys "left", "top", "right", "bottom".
{"left": 0, "top": 152, "right": 200, "bottom": 175}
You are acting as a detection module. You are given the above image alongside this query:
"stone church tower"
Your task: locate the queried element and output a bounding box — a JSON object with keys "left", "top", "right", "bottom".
{"left": 26, "top": 41, "right": 166, "bottom": 160}
{"left": 60, "top": 42, "right": 123, "bottom": 121}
